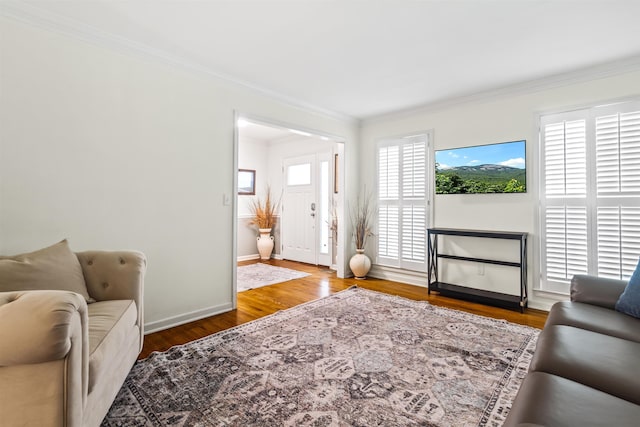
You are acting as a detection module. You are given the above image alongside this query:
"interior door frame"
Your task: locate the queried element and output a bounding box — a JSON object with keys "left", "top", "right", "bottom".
{"left": 232, "top": 111, "right": 346, "bottom": 309}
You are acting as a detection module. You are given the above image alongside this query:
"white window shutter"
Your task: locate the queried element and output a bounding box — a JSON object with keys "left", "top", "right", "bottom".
{"left": 597, "top": 207, "right": 640, "bottom": 279}
{"left": 541, "top": 116, "right": 588, "bottom": 289}
{"left": 597, "top": 207, "right": 624, "bottom": 278}
{"left": 379, "top": 145, "right": 399, "bottom": 200}
{"left": 565, "top": 207, "right": 589, "bottom": 277}
{"left": 594, "top": 109, "right": 640, "bottom": 279}
{"left": 544, "top": 120, "right": 586, "bottom": 197}
{"left": 596, "top": 111, "right": 640, "bottom": 195}
{"left": 377, "top": 136, "right": 429, "bottom": 271}
{"left": 543, "top": 123, "right": 567, "bottom": 197}
{"left": 402, "top": 142, "right": 426, "bottom": 199}
{"left": 544, "top": 206, "right": 569, "bottom": 280}
{"left": 378, "top": 204, "right": 399, "bottom": 259}
{"left": 541, "top": 102, "right": 640, "bottom": 292}
{"left": 544, "top": 206, "right": 588, "bottom": 281}
{"left": 596, "top": 114, "right": 622, "bottom": 194}
{"left": 620, "top": 111, "right": 640, "bottom": 193}
{"left": 401, "top": 204, "right": 426, "bottom": 263}
{"left": 565, "top": 120, "right": 587, "bottom": 197}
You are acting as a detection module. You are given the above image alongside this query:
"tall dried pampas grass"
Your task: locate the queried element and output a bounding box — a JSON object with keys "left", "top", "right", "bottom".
{"left": 350, "top": 190, "right": 374, "bottom": 249}
{"left": 249, "top": 187, "right": 280, "bottom": 229}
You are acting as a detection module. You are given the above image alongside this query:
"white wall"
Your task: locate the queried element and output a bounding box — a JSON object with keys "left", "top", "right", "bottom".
{"left": 0, "top": 17, "right": 359, "bottom": 331}
{"left": 361, "top": 70, "right": 640, "bottom": 310}
{"left": 236, "top": 136, "right": 269, "bottom": 259}
{"left": 237, "top": 136, "right": 269, "bottom": 217}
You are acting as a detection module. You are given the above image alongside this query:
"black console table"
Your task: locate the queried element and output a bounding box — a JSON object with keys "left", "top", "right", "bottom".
{"left": 427, "top": 228, "right": 528, "bottom": 312}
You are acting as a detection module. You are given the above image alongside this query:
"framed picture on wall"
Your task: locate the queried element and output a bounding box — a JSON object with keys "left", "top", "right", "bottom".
{"left": 238, "top": 169, "right": 256, "bottom": 195}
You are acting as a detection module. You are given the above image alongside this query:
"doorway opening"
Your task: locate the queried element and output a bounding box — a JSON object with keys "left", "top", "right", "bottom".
{"left": 234, "top": 115, "right": 345, "bottom": 298}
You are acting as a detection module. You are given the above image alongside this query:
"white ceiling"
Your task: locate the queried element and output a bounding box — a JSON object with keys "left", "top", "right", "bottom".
{"left": 6, "top": 0, "right": 640, "bottom": 120}
{"left": 239, "top": 121, "right": 294, "bottom": 142}
{"left": 239, "top": 119, "right": 334, "bottom": 145}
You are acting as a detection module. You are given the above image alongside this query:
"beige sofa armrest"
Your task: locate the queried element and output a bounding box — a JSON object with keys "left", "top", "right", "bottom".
{"left": 570, "top": 274, "right": 627, "bottom": 309}
{"left": 0, "top": 290, "right": 88, "bottom": 366}
{"left": 0, "top": 290, "right": 89, "bottom": 426}
{"left": 76, "top": 250, "right": 146, "bottom": 349}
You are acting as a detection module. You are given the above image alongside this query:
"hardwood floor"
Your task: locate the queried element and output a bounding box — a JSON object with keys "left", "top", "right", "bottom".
{"left": 139, "top": 259, "right": 548, "bottom": 359}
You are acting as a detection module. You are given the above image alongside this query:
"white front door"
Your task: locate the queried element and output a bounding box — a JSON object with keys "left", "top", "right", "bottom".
{"left": 282, "top": 154, "right": 332, "bottom": 266}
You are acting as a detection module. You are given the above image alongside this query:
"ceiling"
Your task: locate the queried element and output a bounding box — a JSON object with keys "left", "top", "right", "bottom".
{"left": 6, "top": 0, "right": 640, "bottom": 120}
{"left": 239, "top": 118, "right": 336, "bottom": 146}
{"left": 239, "top": 121, "right": 294, "bottom": 142}
{"left": 239, "top": 120, "right": 316, "bottom": 143}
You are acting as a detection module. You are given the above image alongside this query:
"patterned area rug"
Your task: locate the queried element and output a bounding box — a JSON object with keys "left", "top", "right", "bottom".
{"left": 237, "top": 263, "right": 311, "bottom": 292}
{"left": 102, "top": 287, "right": 538, "bottom": 426}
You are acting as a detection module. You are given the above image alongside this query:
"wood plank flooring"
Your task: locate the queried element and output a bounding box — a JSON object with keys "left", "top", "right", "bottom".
{"left": 140, "top": 259, "right": 548, "bottom": 359}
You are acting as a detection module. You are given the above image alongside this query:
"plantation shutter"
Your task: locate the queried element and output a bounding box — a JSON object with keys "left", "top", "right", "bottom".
{"left": 377, "top": 135, "right": 429, "bottom": 271}
{"left": 401, "top": 141, "right": 427, "bottom": 265}
{"left": 540, "top": 101, "right": 640, "bottom": 293}
{"left": 594, "top": 108, "right": 640, "bottom": 279}
{"left": 378, "top": 145, "right": 400, "bottom": 260}
{"left": 540, "top": 114, "right": 589, "bottom": 292}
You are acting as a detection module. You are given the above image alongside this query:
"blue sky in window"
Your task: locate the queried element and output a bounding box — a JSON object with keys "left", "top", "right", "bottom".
{"left": 435, "top": 140, "right": 526, "bottom": 169}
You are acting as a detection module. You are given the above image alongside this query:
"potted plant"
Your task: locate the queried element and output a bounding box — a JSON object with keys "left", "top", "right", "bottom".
{"left": 349, "top": 190, "right": 374, "bottom": 279}
{"left": 249, "top": 187, "right": 280, "bottom": 260}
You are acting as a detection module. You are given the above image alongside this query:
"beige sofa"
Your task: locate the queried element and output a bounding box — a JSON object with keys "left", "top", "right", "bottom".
{"left": 0, "top": 249, "right": 146, "bottom": 427}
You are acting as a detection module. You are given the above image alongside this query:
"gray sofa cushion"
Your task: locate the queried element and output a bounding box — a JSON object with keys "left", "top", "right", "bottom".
{"left": 505, "top": 372, "right": 640, "bottom": 427}
{"left": 546, "top": 301, "right": 640, "bottom": 343}
{"left": 530, "top": 325, "right": 640, "bottom": 405}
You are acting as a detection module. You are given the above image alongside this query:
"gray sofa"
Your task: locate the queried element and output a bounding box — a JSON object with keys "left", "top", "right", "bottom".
{"left": 505, "top": 274, "right": 640, "bottom": 426}
{"left": 0, "top": 250, "right": 146, "bottom": 427}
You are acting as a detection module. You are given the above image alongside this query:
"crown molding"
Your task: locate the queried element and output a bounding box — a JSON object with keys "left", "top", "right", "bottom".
{"left": 363, "top": 55, "right": 640, "bottom": 125}
{"left": 0, "top": 2, "right": 359, "bottom": 125}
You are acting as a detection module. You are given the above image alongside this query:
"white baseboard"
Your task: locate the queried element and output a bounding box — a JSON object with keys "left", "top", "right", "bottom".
{"left": 369, "top": 265, "right": 553, "bottom": 312}
{"left": 527, "top": 300, "right": 554, "bottom": 311}
{"left": 144, "top": 302, "right": 233, "bottom": 334}
{"left": 368, "top": 265, "right": 428, "bottom": 287}
{"left": 237, "top": 254, "right": 283, "bottom": 262}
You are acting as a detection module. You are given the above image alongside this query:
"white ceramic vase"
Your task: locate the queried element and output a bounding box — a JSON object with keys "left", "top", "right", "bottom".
{"left": 349, "top": 249, "right": 371, "bottom": 279}
{"left": 257, "top": 228, "right": 274, "bottom": 260}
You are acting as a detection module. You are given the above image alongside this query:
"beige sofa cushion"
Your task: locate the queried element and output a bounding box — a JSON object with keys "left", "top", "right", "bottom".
{"left": 87, "top": 300, "right": 138, "bottom": 392}
{"left": 0, "top": 240, "right": 94, "bottom": 303}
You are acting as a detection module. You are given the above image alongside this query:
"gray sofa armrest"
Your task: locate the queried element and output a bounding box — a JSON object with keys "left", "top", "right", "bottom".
{"left": 0, "top": 290, "right": 88, "bottom": 366}
{"left": 570, "top": 274, "right": 627, "bottom": 309}
{"left": 76, "top": 250, "right": 146, "bottom": 350}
